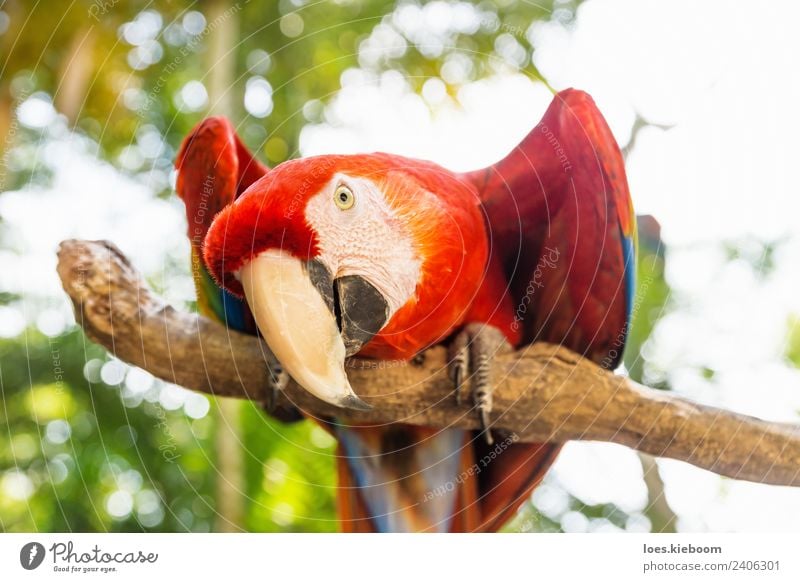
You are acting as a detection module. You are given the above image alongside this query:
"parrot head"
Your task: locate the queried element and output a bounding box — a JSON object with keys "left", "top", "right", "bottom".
{"left": 203, "top": 154, "right": 448, "bottom": 410}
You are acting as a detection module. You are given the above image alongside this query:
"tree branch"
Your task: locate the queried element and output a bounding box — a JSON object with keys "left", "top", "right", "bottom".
{"left": 57, "top": 239, "right": 800, "bottom": 487}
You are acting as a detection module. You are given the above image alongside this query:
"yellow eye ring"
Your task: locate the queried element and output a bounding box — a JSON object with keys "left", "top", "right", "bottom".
{"left": 334, "top": 185, "right": 355, "bottom": 210}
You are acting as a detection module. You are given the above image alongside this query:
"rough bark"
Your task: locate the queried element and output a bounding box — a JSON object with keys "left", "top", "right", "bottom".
{"left": 57, "top": 239, "right": 800, "bottom": 487}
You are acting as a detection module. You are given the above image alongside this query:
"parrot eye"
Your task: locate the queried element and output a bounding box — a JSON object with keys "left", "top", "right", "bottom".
{"left": 334, "top": 185, "right": 355, "bottom": 210}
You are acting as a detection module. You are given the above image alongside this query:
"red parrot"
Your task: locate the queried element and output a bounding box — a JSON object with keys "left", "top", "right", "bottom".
{"left": 176, "top": 88, "right": 636, "bottom": 532}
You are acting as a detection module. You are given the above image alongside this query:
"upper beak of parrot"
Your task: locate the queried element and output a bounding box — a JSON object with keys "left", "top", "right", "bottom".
{"left": 239, "top": 249, "right": 388, "bottom": 411}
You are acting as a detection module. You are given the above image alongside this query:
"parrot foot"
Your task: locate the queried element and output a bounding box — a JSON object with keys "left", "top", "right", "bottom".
{"left": 262, "top": 353, "right": 303, "bottom": 423}
{"left": 448, "top": 323, "right": 511, "bottom": 445}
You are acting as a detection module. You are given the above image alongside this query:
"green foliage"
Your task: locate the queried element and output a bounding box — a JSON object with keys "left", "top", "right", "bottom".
{"left": 1, "top": 0, "right": 570, "bottom": 194}
{"left": 0, "top": 326, "right": 339, "bottom": 532}
{"left": 0, "top": 328, "right": 206, "bottom": 531}
{"left": 784, "top": 315, "right": 800, "bottom": 369}
{"left": 241, "top": 409, "right": 338, "bottom": 532}
{"left": 722, "top": 235, "right": 783, "bottom": 281}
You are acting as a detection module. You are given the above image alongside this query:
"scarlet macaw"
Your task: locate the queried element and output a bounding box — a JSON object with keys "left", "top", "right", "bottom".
{"left": 176, "top": 88, "right": 636, "bottom": 532}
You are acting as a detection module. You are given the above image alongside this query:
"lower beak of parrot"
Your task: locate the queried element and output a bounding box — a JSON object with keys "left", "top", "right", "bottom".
{"left": 239, "top": 249, "right": 388, "bottom": 411}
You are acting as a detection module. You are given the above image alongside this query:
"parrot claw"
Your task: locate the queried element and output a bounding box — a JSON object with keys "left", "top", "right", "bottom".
{"left": 448, "top": 330, "right": 469, "bottom": 405}
{"left": 447, "top": 323, "right": 510, "bottom": 445}
{"left": 262, "top": 352, "right": 303, "bottom": 423}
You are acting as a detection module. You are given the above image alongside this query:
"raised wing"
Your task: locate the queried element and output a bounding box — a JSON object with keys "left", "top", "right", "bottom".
{"left": 176, "top": 117, "right": 268, "bottom": 330}
{"left": 465, "top": 88, "right": 636, "bottom": 367}
{"left": 461, "top": 89, "right": 636, "bottom": 530}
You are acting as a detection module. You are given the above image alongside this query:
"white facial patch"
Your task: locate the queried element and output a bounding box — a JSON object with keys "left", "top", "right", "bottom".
{"left": 304, "top": 173, "right": 421, "bottom": 318}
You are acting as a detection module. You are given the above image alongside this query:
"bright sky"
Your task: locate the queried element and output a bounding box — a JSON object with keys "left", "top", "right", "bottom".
{"left": 2, "top": 0, "right": 800, "bottom": 531}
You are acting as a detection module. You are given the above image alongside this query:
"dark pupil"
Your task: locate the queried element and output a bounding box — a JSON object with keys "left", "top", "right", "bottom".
{"left": 339, "top": 192, "right": 349, "bottom": 202}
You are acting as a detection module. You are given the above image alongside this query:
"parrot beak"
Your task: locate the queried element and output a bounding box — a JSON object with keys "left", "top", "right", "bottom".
{"left": 239, "top": 249, "right": 386, "bottom": 411}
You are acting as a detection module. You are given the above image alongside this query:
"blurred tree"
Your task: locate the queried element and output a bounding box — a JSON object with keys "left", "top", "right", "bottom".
{"left": 203, "top": 0, "right": 247, "bottom": 533}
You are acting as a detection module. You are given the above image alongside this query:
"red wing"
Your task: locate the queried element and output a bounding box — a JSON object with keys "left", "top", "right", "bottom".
{"left": 473, "top": 441, "right": 560, "bottom": 532}
{"left": 464, "top": 88, "right": 635, "bottom": 365}
{"left": 175, "top": 117, "right": 268, "bottom": 329}
{"left": 176, "top": 116, "right": 268, "bottom": 248}
{"left": 462, "top": 89, "right": 637, "bottom": 529}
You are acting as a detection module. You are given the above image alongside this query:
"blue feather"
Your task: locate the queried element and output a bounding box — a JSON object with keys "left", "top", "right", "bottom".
{"left": 335, "top": 425, "right": 465, "bottom": 532}
{"left": 621, "top": 232, "right": 636, "bottom": 326}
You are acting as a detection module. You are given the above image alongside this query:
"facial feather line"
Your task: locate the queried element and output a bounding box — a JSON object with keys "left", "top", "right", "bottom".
{"left": 304, "top": 173, "right": 422, "bottom": 318}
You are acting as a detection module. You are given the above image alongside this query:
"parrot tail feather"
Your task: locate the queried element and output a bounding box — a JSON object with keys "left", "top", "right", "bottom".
{"left": 335, "top": 425, "right": 478, "bottom": 533}
{"left": 335, "top": 424, "right": 559, "bottom": 532}
{"left": 472, "top": 441, "right": 560, "bottom": 532}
